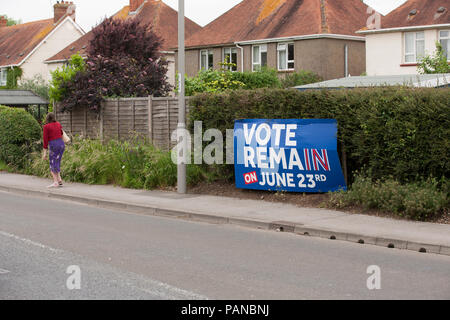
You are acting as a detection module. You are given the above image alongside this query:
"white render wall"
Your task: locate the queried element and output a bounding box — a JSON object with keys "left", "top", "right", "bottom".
{"left": 366, "top": 29, "right": 442, "bottom": 76}
{"left": 20, "top": 18, "right": 84, "bottom": 83}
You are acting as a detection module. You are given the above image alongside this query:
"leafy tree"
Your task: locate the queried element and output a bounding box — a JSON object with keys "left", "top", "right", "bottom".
{"left": 49, "top": 53, "right": 85, "bottom": 104}
{"left": 53, "top": 18, "right": 170, "bottom": 113}
{"left": 417, "top": 42, "right": 450, "bottom": 74}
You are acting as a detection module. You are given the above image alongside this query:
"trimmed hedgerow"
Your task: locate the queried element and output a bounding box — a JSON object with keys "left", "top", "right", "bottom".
{"left": 0, "top": 105, "right": 42, "bottom": 168}
{"left": 188, "top": 87, "right": 450, "bottom": 184}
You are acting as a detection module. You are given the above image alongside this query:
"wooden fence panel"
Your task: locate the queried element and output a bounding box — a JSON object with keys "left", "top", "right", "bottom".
{"left": 55, "top": 96, "right": 190, "bottom": 150}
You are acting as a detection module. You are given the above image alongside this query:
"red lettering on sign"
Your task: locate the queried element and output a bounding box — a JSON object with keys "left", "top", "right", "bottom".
{"left": 244, "top": 171, "right": 258, "bottom": 184}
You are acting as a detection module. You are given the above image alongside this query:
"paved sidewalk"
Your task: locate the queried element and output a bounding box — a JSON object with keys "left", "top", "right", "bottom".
{"left": 1, "top": 172, "right": 449, "bottom": 256}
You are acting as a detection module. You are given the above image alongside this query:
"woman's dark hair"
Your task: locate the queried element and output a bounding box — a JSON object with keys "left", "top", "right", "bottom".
{"left": 45, "top": 112, "right": 56, "bottom": 124}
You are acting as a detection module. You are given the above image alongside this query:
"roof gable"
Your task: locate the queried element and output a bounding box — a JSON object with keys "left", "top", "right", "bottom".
{"left": 185, "top": 0, "right": 369, "bottom": 48}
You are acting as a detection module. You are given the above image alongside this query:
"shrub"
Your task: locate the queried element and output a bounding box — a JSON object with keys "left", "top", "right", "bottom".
{"left": 184, "top": 66, "right": 295, "bottom": 96}
{"left": 231, "top": 68, "right": 281, "bottom": 90}
{"left": 418, "top": 42, "right": 450, "bottom": 74}
{"left": 184, "top": 68, "right": 246, "bottom": 96}
{"left": 189, "top": 87, "right": 450, "bottom": 184}
{"left": 280, "top": 70, "right": 322, "bottom": 88}
{"left": 329, "top": 175, "right": 449, "bottom": 221}
{"left": 24, "top": 137, "right": 210, "bottom": 190}
{"left": 0, "top": 105, "right": 42, "bottom": 167}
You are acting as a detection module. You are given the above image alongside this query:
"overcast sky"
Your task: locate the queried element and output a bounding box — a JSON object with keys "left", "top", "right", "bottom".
{"left": 2, "top": 0, "right": 408, "bottom": 32}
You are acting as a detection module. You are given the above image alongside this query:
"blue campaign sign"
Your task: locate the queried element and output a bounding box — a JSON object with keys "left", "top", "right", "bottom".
{"left": 234, "top": 119, "right": 347, "bottom": 193}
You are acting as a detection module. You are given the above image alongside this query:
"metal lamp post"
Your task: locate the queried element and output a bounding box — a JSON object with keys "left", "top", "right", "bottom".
{"left": 177, "top": 0, "right": 187, "bottom": 194}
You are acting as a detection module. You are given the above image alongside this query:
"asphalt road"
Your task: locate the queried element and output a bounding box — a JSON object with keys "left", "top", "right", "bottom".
{"left": 1, "top": 191, "right": 449, "bottom": 300}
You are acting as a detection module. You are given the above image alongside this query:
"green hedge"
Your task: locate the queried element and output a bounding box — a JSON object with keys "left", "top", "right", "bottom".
{"left": 189, "top": 87, "right": 450, "bottom": 183}
{"left": 0, "top": 105, "right": 42, "bottom": 167}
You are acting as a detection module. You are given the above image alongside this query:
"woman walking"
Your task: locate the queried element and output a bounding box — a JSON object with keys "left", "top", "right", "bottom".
{"left": 42, "top": 112, "right": 65, "bottom": 188}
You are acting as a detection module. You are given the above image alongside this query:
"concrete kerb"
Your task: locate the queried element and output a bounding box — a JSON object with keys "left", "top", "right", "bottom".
{"left": 1, "top": 184, "right": 450, "bottom": 257}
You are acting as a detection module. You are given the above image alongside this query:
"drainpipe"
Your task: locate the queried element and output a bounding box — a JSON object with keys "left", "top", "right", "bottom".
{"left": 344, "top": 44, "right": 349, "bottom": 77}
{"left": 235, "top": 43, "right": 244, "bottom": 72}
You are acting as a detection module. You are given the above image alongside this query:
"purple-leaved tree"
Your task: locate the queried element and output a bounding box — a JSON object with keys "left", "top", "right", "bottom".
{"left": 59, "top": 17, "right": 171, "bottom": 113}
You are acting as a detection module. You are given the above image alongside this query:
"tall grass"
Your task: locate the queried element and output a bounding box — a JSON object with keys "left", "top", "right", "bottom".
{"left": 24, "top": 137, "right": 211, "bottom": 190}
{"left": 0, "top": 160, "right": 13, "bottom": 172}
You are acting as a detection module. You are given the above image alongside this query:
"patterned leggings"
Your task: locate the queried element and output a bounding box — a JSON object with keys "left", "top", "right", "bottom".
{"left": 49, "top": 138, "right": 65, "bottom": 173}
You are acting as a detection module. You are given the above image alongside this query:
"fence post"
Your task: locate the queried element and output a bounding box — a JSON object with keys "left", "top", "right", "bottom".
{"left": 117, "top": 98, "right": 120, "bottom": 140}
{"left": 99, "top": 104, "right": 104, "bottom": 141}
{"left": 167, "top": 99, "right": 171, "bottom": 149}
{"left": 70, "top": 110, "right": 73, "bottom": 134}
{"left": 132, "top": 100, "right": 136, "bottom": 132}
{"left": 84, "top": 107, "right": 88, "bottom": 137}
{"left": 148, "top": 95, "right": 153, "bottom": 144}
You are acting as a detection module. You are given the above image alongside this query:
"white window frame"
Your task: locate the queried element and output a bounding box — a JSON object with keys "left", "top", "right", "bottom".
{"left": 200, "top": 49, "right": 214, "bottom": 70}
{"left": 223, "top": 47, "right": 238, "bottom": 71}
{"left": 404, "top": 31, "right": 425, "bottom": 63}
{"left": 439, "top": 30, "right": 450, "bottom": 61}
{"left": 277, "top": 42, "right": 295, "bottom": 71}
{"left": 252, "top": 44, "right": 268, "bottom": 71}
{"left": 0, "top": 68, "right": 7, "bottom": 86}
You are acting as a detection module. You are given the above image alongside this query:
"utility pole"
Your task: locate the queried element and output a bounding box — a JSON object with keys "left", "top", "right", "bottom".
{"left": 177, "top": 0, "right": 187, "bottom": 194}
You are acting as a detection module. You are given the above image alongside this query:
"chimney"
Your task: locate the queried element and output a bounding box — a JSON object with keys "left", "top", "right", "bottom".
{"left": 0, "top": 16, "right": 7, "bottom": 28}
{"left": 54, "top": 1, "right": 76, "bottom": 24}
{"left": 130, "top": 0, "right": 146, "bottom": 13}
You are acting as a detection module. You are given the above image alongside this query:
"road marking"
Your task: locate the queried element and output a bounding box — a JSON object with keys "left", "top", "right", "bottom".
{"left": 131, "top": 281, "right": 209, "bottom": 300}
{"left": 0, "top": 268, "right": 10, "bottom": 274}
{"left": 0, "top": 230, "right": 61, "bottom": 253}
{"left": 0, "top": 230, "right": 207, "bottom": 299}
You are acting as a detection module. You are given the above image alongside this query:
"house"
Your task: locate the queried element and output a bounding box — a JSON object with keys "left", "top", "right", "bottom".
{"left": 176, "top": 0, "right": 370, "bottom": 81}
{"left": 0, "top": 1, "right": 85, "bottom": 85}
{"left": 46, "top": 0, "right": 202, "bottom": 87}
{"left": 358, "top": 0, "right": 450, "bottom": 76}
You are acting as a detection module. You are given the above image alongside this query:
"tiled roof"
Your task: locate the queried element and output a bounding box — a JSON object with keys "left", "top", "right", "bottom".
{"left": 0, "top": 19, "right": 56, "bottom": 67}
{"left": 46, "top": 0, "right": 202, "bottom": 62}
{"left": 184, "top": 0, "right": 369, "bottom": 48}
{"left": 379, "top": 0, "right": 449, "bottom": 29}
{"left": 0, "top": 89, "right": 49, "bottom": 105}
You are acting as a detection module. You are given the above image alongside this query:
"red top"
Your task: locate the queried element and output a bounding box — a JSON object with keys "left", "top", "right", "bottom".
{"left": 43, "top": 122, "right": 63, "bottom": 149}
